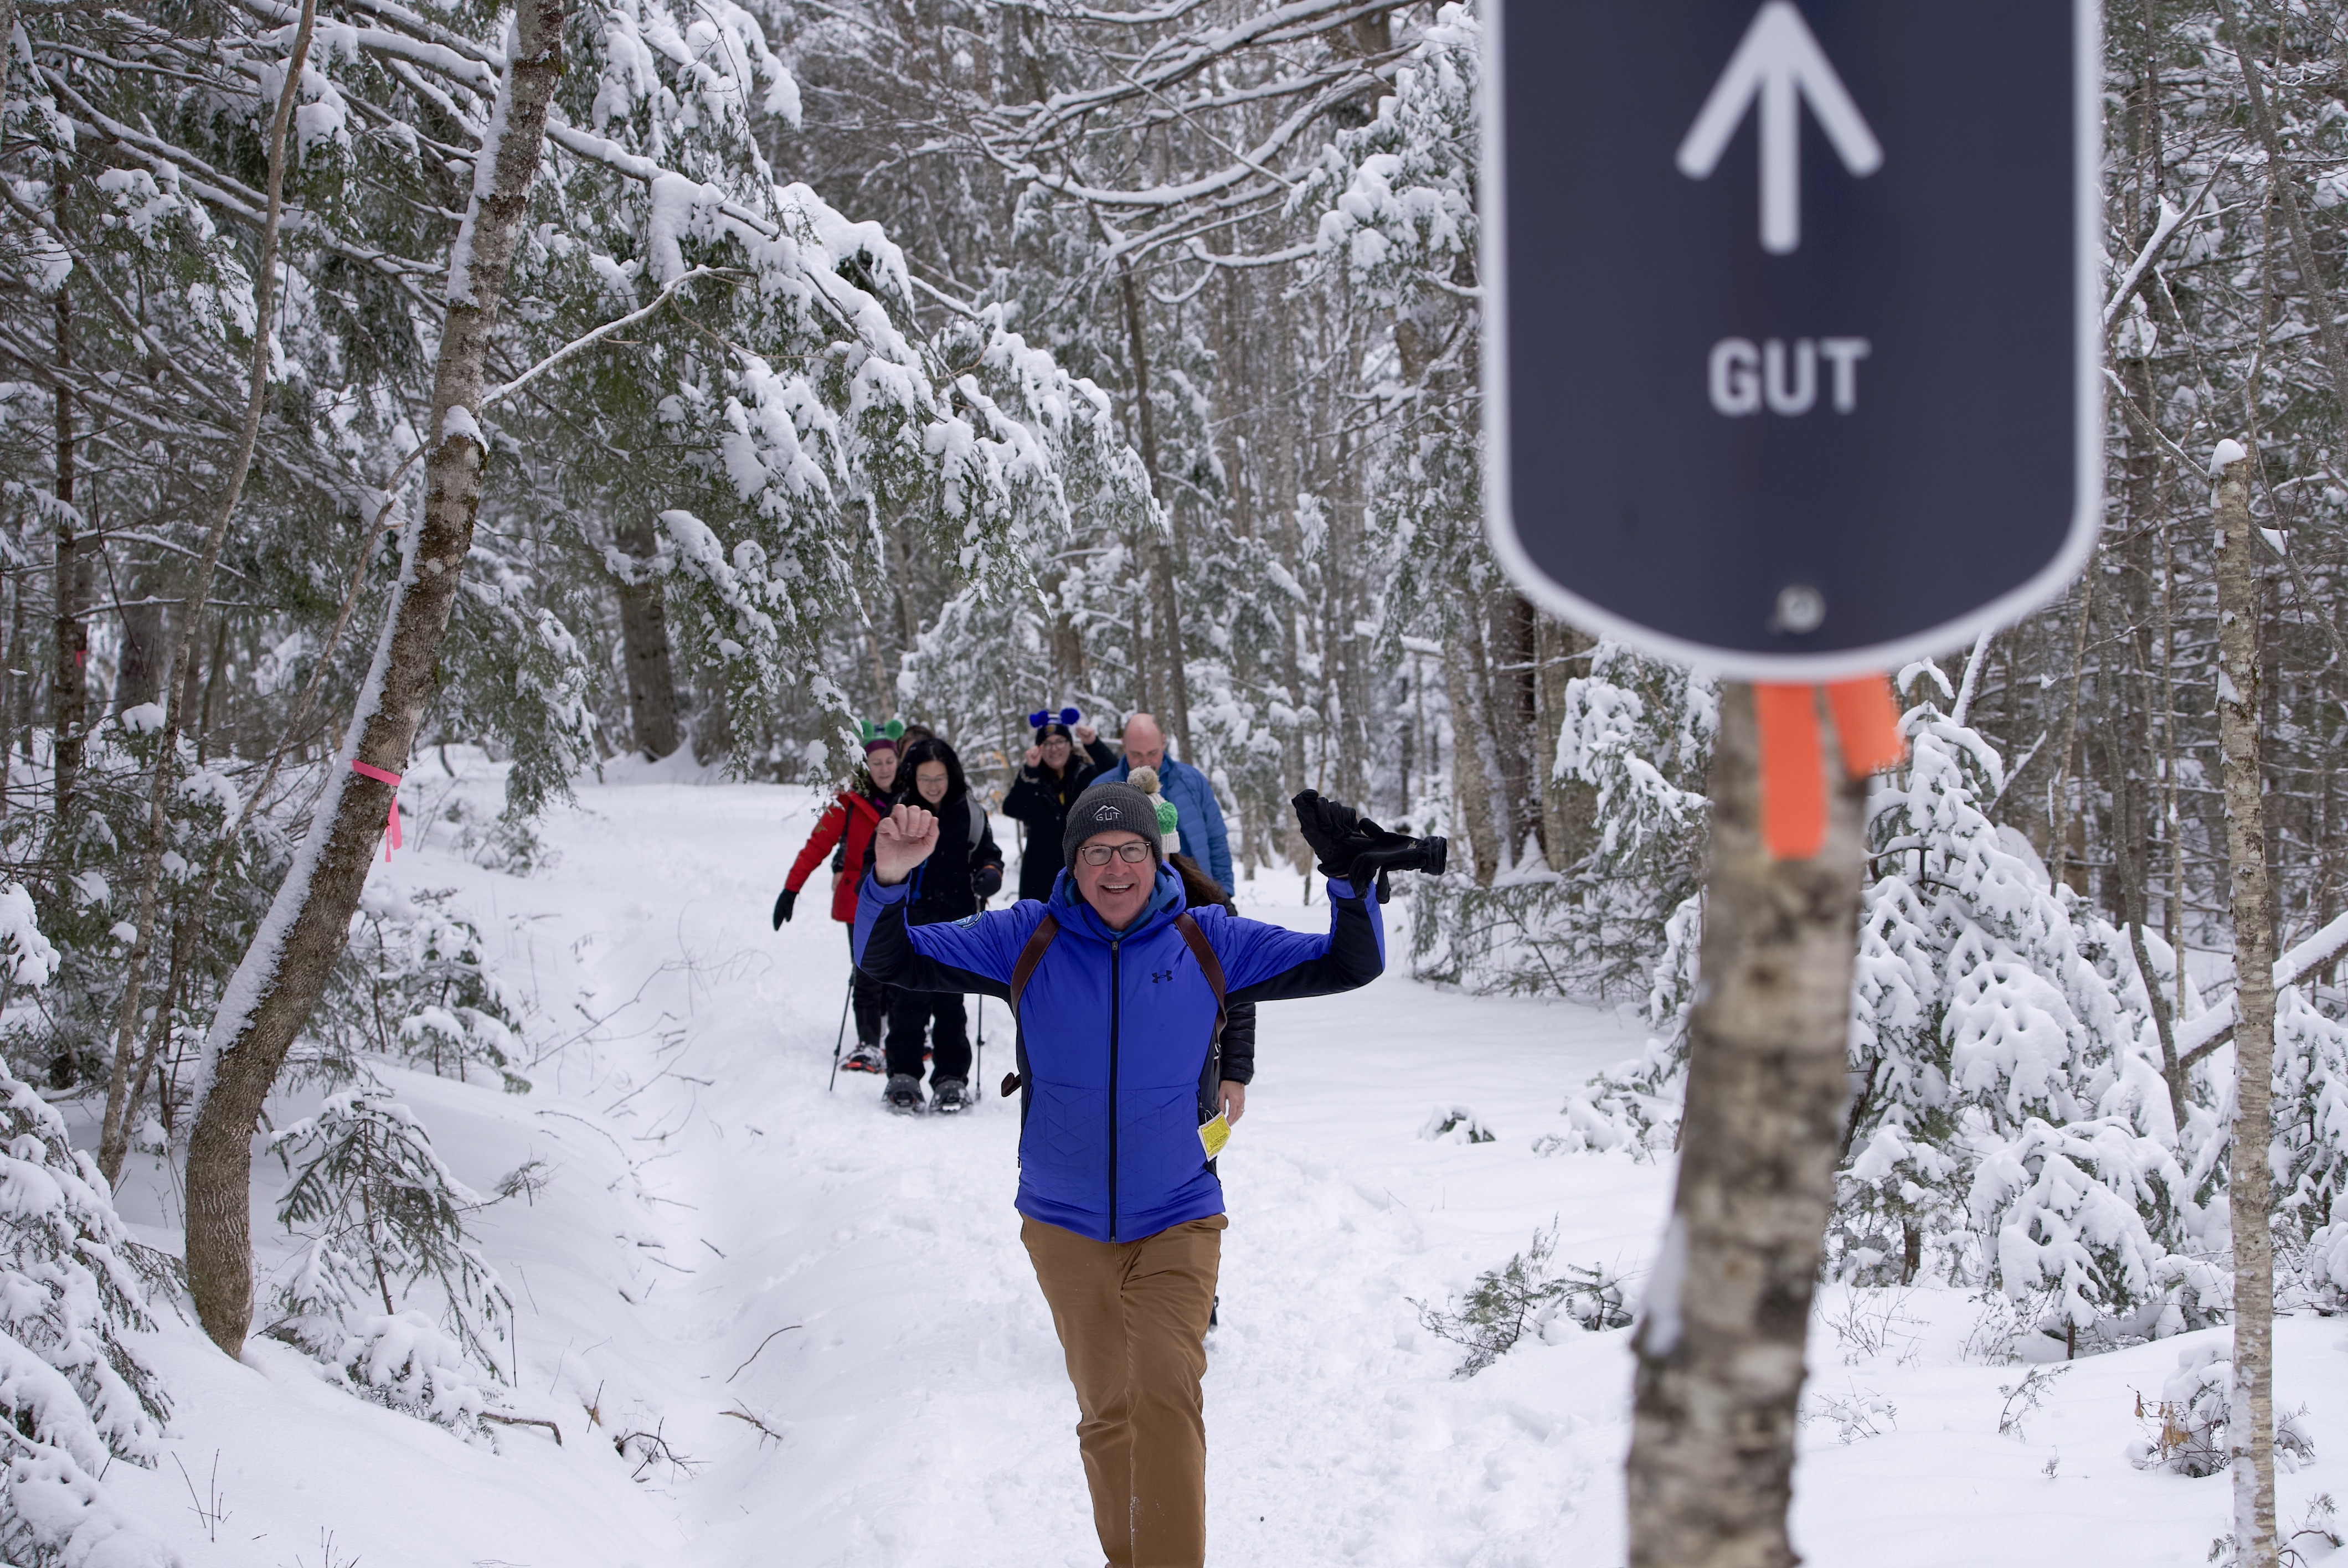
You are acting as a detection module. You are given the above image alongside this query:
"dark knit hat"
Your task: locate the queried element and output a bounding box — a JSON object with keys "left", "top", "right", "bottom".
{"left": 1063, "top": 781, "right": 1163, "bottom": 866}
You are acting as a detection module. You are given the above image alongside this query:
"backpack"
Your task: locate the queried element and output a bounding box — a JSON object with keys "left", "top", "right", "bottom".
{"left": 996, "top": 912, "right": 1228, "bottom": 1131}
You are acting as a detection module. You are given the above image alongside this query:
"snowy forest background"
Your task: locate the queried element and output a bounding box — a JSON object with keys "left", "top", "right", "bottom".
{"left": 8, "top": 0, "right": 2348, "bottom": 1559}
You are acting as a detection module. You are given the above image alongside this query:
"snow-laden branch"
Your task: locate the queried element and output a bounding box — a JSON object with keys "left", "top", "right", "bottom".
{"left": 979, "top": 0, "right": 1392, "bottom": 140}
{"left": 2101, "top": 170, "right": 2226, "bottom": 335}
{"left": 2104, "top": 198, "right": 2185, "bottom": 331}
{"left": 479, "top": 265, "right": 735, "bottom": 411}
{"left": 982, "top": 76, "right": 1367, "bottom": 214}
{"left": 2177, "top": 910, "right": 2348, "bottom": 1067}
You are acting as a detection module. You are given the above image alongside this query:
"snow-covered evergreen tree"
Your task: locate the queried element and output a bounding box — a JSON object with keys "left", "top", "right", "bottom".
{"left": 266, "top": 1092, "right": 515, "bottom": 1439}
{"left": 0, "top": 1041, "right": 175, "bottom": 1566}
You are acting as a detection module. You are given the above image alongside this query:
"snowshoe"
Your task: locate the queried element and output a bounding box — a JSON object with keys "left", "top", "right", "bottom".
{"left": 931, "top": 1077, "right": 970, "bottom": 1114}
{"left": 884, "top": 1074, "right": 925, "bottom": 1115}
{"left": 843, "top": 1042, "right": 886, "bottom": 1074}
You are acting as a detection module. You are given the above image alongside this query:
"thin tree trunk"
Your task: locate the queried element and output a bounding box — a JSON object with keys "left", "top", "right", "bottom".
{"left": 2045, "top": 584, "right": 2095, "bottom": 893}
{"left": 1443, "top": 630, "right": 1499, "bottom": 885}
{"left": 196, "top": 616, "right": 226, "bottom": 761}
{"left": 1118, "top": 256, "right": 1192, "bottom": 759}
{"left": 0, "top": 571, "right": 12, "bottom": 816}
{"left": 2213, "top": 448, "right": 2279, "bottom": 1568}
{"left": 613, "top": 512, "right": 679, "bottom": 760}
{"left": 183, "top": 0, "right": 566, "bottom": 1356}
{"left": 99, "top": 0, "right": 319, "bottom": 1188}
{"left": 1490, "top": 591, "right": 1540, "bottom": 863}
{"left": 1626, "top": 683, "right": 1867, "bottom": 1568}
{"left": 113, "top": 591, "right": 166, "bottom": 715}
{"left": 2217, "top": 0, "right": 2348, "bottom": 458}
{"left": 1462, "top": 607, "right": 1517, "bottom": 871}
{"left": 52, "top": 286, "right": 85, "bottom": 856}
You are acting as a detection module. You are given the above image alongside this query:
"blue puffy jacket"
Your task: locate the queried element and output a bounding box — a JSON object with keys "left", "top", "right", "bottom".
{"left": 1099, "top": 754, "right": 1233, "bottom": 894}
{"left": 854, "top": 863, "right": 1383, "bottom": 1242}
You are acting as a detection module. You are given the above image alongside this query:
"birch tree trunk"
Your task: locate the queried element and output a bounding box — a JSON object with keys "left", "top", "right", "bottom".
{"left": 1626, "top": 682, "right": 1867, "bottom": 1568}
{"left": 2213, "top": 448, "right": 2279, "bottom": 1568}
{"left": 183, "top": 0, "right": 567, "bottom": 1358}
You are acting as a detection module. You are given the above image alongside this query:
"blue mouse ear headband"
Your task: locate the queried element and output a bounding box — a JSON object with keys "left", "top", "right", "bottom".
{"left": 1027, "top": 707, "right": 1083, "bottom": 729}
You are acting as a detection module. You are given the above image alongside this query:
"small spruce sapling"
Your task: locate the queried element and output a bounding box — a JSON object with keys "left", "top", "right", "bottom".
{"left": 265, "top": 1093, "right": 517, "bottom": 1437}
{"left": 314, "top": 886, "right": 531, "bottom": 1091}
{"left": 1413, "top": 1222, "right": 1632, "bottom": 1376}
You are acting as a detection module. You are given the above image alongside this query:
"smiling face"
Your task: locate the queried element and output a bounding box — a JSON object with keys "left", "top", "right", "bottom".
{"left": 1041, "top": 734, "right": 1073, "bottom": 771}
{"left": 1071, "top": 830, "right": 1155, "bottom": 930}
{"left": 866, "top": 746, "right": 899, "bottom": 791}
{"left": 914, "top": 760, "right": 949, "bottom": 806}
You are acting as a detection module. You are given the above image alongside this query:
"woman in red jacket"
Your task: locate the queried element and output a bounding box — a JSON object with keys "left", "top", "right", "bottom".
{"left": 774, "top": 721, "right": 903, "bottom": 1072}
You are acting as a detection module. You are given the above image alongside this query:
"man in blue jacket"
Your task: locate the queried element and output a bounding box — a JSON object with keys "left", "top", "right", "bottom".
{"left": 1099, "top": 713, "right": 1233, "bottom": 895}
{"left": 856, "top": 782, "right": 1387, "bottom": 1568}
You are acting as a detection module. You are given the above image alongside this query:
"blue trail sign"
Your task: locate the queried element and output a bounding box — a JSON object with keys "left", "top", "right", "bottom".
{"left": 1483, "top": 1, "right": 2102, "bottom": 678}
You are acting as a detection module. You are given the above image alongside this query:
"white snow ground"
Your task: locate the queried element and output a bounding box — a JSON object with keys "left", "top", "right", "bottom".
{"left": 78, "top": 760, "right": 2348, "bottom": 1566}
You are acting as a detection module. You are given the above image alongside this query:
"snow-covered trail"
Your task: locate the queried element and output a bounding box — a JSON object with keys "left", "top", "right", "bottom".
{"left": 99, "top": 768, "right": 2348, "bottom": 1567}
{"left": 535, "top": 776, "right": 1662, "bottom": 1567}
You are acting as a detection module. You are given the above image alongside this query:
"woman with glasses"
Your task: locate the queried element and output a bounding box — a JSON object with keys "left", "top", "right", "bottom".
{"left": 866, "top": 736, "right": 1003, "bottom": 1113}
{"left": 1001, "top": 711, "right": 1114, "bottom": 903}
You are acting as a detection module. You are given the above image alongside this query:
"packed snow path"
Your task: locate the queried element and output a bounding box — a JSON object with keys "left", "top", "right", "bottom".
{"left": 101, "top": 765, "right": 2348, "bottom": 1566}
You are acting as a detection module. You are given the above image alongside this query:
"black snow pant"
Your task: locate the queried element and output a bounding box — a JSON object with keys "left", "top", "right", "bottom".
{"left": 846, "top": 924, "right": 888, "bottom": 1048}
{"left": 885, "top": 990, "right": 970, "bottom": 1084}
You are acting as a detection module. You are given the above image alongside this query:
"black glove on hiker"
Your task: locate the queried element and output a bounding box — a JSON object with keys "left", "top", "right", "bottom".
{"left": 972, "top": 864, "right": 1003, "bottom": 900}
{"left": 772, "top": 888, "right": 797, "bottom": 929}
{"left": 1292, "top": 790, "right": 1413, "bottom": 885}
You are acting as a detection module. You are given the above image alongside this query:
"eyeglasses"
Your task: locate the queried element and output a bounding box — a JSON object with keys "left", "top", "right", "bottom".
{"left": 1077, "top": 842, "right": 1154, "bottom": 866}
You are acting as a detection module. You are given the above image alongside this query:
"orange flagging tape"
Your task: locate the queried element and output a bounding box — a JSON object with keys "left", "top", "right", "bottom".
{"left": 1754, "top": 685, "right": 1826, "bottom": 859}
{"left": 1824, "top": 677, "right": 1906, "bottom": 778}
{"left": 1753, "top": 677, "right": 1908, "bottom": 860}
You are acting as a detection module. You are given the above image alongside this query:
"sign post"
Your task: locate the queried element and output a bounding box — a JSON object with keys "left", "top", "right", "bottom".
{"left": 1480, "top": 4, "right": 2101, "bottom": 1563}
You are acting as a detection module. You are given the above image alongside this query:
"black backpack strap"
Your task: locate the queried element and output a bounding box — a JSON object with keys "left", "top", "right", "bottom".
{"left": 1175, "top": 913, "right": 1229, "bottom": 1126}
{"left": 998, "top": 913, "right": 1059, "bottom": 1096}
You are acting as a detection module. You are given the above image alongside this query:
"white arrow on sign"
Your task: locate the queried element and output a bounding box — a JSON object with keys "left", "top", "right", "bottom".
{"left": 1676, "top": 1, "right": 1883, "bottom": 255}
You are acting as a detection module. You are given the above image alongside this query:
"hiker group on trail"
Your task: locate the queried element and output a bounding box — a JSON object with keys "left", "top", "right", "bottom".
{"left": 772, "top": 719, "right": 904, "bottom": 1074}
{"left": 770, "top": 707, "right": 1444, "bottom": 1566}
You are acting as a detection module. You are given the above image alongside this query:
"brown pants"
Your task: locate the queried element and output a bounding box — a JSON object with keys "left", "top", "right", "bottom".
{"left": 1022, "top": 1214, "right": 1226, "bottom": 1568}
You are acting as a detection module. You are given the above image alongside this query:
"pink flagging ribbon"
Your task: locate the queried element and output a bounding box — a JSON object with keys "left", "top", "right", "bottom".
{"left": 349, "top": 759, "right": 404, "bottom": 861}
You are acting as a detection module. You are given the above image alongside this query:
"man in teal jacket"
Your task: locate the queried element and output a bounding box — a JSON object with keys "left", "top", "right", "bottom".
{"left": 856, "top": 783, "right": 1387, "bottom": 1568}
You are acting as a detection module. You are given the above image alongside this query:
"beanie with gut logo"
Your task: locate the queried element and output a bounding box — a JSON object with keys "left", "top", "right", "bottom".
{"left": 1062, "top": 781, "right": 1163, "bottom": 866}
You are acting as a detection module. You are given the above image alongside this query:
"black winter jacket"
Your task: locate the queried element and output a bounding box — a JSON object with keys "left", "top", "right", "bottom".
{"left": 863, "top": 791, "right": 1003, "bottom": 926}
{"left": 1001, "top": 737, "right": 1116, "bottom": 902}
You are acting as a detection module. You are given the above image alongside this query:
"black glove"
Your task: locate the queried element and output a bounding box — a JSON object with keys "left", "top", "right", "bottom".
{"left": 972, "top": 864, "right": 1003, "bottom": 900}
{"left": 1293, "top": 791, "right": 1415, "bottom": 887}
{"left": 772, "top": 888, "right": 797, "bottom": 928}
{"left": 1293, "top": 790, "right": 1372, "bottom": 879}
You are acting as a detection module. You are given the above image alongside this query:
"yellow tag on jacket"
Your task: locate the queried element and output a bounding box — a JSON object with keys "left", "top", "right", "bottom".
{"left": 1197, "top": 1112, "right": 1231, "bottom": 1159}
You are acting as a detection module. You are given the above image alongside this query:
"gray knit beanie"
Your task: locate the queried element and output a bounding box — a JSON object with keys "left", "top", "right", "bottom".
{"left": 1064, "top": 781, "right": 1164, "bottom": 866}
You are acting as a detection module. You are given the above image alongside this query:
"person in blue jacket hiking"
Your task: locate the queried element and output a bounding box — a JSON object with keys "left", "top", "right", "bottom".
{"left": 1096, "top": 712, "right": 1234, "bottom": 895}
{"left": 855, "top": 781, "right": 1391, "bottom": 1568}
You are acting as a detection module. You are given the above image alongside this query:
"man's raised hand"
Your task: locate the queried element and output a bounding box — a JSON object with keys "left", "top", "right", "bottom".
{"left": 872, "top": 803, "right": 940, "bottom": 885}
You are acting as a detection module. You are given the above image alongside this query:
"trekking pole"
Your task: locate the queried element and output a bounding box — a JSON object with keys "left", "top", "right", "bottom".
{"left": 826, "top": 971, "right": 853, "bottom": 1093}
{"left": 974, "top": 994, "right": 985, "bottom": 1112}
